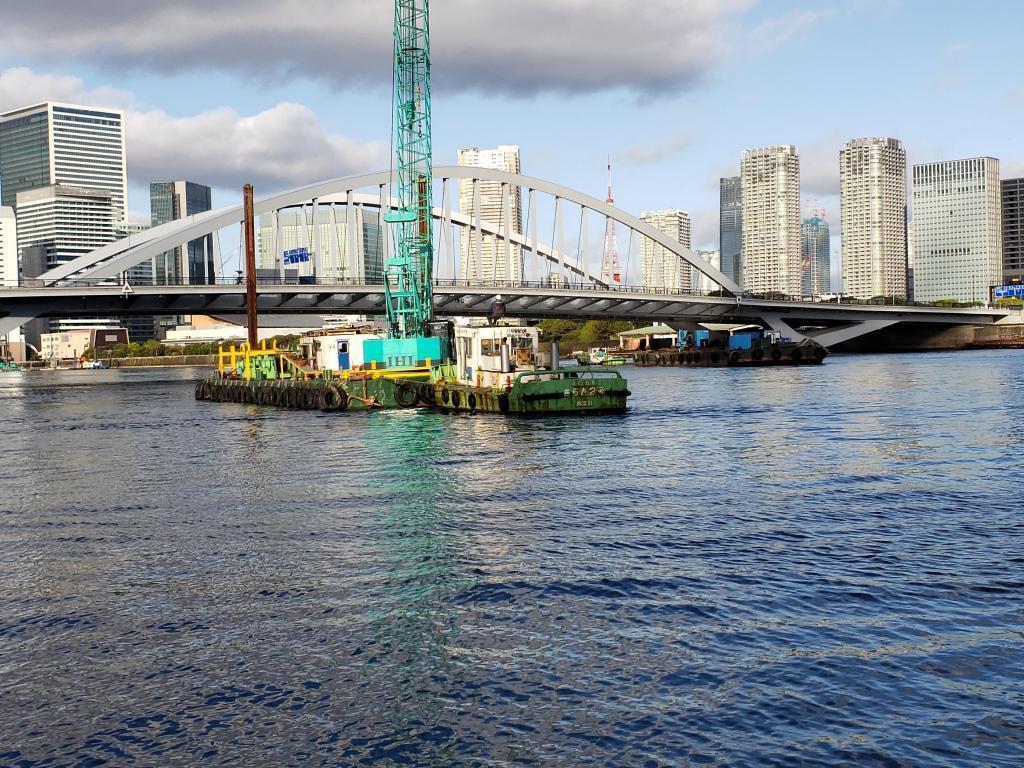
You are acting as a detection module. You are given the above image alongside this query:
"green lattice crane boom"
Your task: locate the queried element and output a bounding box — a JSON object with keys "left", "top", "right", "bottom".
{"left": 383, "top": 0, "right": 434, "bottom": 339}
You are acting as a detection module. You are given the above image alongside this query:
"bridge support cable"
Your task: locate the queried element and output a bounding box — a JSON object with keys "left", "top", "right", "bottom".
{"left": 438, "top": 178, "right": 451, "bottom": 280}
{"left": 582, "top": 207, "right": 590, "bottom": 285}
{"left": 553, "top": 196, "right": 564, "bottom": 284}
{"left": 472, "top": 179, "right": 483, "bottom": 283}
{"left": 378, "top": 184, "right": 390, "bottom": 271}
{"left": 341, "top": 194, "right": 352, "bottom": 281}
{"left": 327, "top": 202, "right": 338, "bottom": 279}
{"left": 527, "top": 188, "right": 538, "bottom": 282}
{"left": 311, "top": 198, "right": 321, "bottom": 280}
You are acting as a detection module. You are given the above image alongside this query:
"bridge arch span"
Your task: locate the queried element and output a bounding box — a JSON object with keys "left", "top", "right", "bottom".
{"left": 39, "top": 167, "right": 741, "bottom": 294}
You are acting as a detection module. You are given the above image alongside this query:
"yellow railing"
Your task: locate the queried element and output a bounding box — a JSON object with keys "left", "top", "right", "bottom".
{"left": 216, "top": 341, "right": 436, "bottom": 382}
{"left": 217, "top": 339, "right": 280, "bottom": 380}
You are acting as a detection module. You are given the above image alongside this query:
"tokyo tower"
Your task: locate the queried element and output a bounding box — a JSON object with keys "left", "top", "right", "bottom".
{"left": 600, "top": 156, "right": 622, "bottom": 284}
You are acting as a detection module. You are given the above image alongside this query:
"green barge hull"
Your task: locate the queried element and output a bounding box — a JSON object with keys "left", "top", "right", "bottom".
{"left": 195, "top": 375, "right": 425, "bottom": 411}
{"left": 430, "top": 367, "right": 629, "bottom": 415}
{"left": 195, "top": 365, "right": 629, "bottom": 415}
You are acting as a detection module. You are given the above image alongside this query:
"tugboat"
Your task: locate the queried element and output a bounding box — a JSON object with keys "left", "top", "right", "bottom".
{"left": 429, "top": 324, "right": 628, "bottom": 414}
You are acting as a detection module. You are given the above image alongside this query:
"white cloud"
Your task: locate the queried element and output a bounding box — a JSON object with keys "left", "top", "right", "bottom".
{"left": 619, "top": 135, "right": 691, "bottom": 166}
{"left": 0, "top": 67, "right": 133, "bottom": 113}
{"left": 748, "top": 10, "right": 827, "bottom": 54}
{"left": 128, "top": 104, "right": 386, "bottom": 191}
{"left": 0, "top": 67, "right": 385, "bottom": 193}
{"left": 0, "top": 0, "right": 754, "bottom": 97}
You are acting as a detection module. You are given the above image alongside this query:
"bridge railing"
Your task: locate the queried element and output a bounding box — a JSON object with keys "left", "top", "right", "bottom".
{"left": 0, "top": 276, "right": 1008, "bottom": 311}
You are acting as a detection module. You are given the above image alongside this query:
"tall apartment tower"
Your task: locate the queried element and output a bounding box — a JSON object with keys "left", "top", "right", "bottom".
{"left": 457, "top": 145, "right": 522, "bottom": 283}
{"left": 911, "top": 157, "right": 1002, "bottom": 303}
{"left": 692, "top": 249, "right": 721, "bottom": 294}
{"left": 719, "top": 176, "right": 742, "bottom": 286}
{"left": 1003, "top": 178, "right": 1023, "bottom": 284}
{"left": 639, "top": 209, "right": 691, "bottom": 292}
{"left": 0, "top": 102, "right": 127, "bottom": 219}
{"left": 740, "top": 145, "right": 801, "bottom": 296}
{"left": 801, "top": 214, "right": 831, "bottom": 295}
{"left": 150, "top": 181, "right": 214, "bottom": 284}
{"left": 839, "top": 138, "right": 907, "bottom": 299}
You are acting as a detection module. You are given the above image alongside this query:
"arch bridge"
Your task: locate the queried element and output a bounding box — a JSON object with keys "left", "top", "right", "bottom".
{"left": 1, "top": 168, "right": 1016, "bottom": 348}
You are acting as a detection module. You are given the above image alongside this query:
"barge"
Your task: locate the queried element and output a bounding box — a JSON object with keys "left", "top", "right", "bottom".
{"left": 195, "top": 321, "right": 630, "bottom": 415}
{"left": 632, "top": 324, "right": 827, "bottom": 368}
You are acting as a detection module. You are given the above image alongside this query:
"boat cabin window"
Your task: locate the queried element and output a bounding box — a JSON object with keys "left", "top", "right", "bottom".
{"left": 339, "top": 341, "right": 348, "bottom": 353}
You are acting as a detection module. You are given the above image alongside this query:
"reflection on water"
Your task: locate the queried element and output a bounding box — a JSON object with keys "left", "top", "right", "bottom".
{"left": 1, "top": 353, "right": 1023, "bottom": 766}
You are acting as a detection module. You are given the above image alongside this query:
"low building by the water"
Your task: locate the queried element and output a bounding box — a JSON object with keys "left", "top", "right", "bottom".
{"left": 40, "top": 327, "right": 128, "bottom": 362}
{"left": 616, "top": 324, "right": 678, "bottom": 352}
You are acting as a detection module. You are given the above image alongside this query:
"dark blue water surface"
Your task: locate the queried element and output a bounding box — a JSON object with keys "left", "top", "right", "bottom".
{"left": 1, "top": 352, "right": 1023, "bottom": 767}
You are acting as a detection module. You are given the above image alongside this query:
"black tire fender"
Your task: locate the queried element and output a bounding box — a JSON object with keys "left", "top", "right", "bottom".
{"left": 321, "top": 384, "right": 347, "bottom": 412}
{"left": 418, "top": 382, "right": 437, "bottom": 405}
{"left": 394, "top": 381, "right": 420, "bottom": 408}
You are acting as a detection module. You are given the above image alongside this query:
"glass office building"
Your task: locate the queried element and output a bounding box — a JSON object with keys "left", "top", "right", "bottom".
{"left": 801, "top": 215, "right": 831, "bottom": 296}
{"left": 150, "top": 181, "right": 215, "bottom": 285}
{"left": 0, "top": 102, "right": 126, "bottom": 218}
{"left": 719, "top": 176, "right": 742, "bottom": 287}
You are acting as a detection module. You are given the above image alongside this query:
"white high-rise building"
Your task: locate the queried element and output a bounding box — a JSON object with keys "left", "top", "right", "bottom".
{"left": 15, "top": 185, "right": 117, "bottom": 269}
{"left": 0, "top": 102, "right": 127, "bottom": 219}
{"left": 692, "top": 249, "right": 721, "bottom": 293}
{"left": 911, "top": 157, "right": 1002, "bottom": 303}
{"left": 840, "top": 138, "right": 907, "bottom": 299}
{"left": 0, "top": 206, "right": 16, "bottom": 286}
{"left": 457, "top": 145, "right": 522, "bottom": 283}
{"left": 740, "top": 145, "right": 801, "bottom": 296}
{"left": 17, "top": 185, "right": 119, "bottom": 333}
{"left": 640, "top": 209, "right": 691, "bottom": 292}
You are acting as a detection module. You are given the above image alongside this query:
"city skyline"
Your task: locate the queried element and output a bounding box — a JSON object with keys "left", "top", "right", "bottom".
{"left": 0, "top": 1, "right": 1020, "bottom": 292}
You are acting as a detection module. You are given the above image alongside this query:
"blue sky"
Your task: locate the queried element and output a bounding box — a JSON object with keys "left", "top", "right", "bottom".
{"left": 0, "top": 0, "right": 1021, "bottom": 286}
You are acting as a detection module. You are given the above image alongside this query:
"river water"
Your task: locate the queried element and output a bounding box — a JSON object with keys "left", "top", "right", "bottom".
{"left": 1, "top": 352, "right": 1022, "bottom": 767}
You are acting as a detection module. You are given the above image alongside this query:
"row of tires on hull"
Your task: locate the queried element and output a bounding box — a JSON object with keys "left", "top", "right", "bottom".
{"left": 392, "top": 382, "right": 510, "bottom": 413}
{"left": 195, "top": 380, "right": 349, "bottom": 411}
{"left": 638, "top": 346, "right": 825, "bottom": 367}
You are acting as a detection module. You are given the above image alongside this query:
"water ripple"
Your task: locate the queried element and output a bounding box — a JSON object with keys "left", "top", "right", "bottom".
{"left": 1, "top": 354, "right": 1023, "bottom": 766}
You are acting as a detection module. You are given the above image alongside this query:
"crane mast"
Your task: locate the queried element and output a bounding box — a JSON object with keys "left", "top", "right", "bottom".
{"left": 383, "top": 0, "right": 434, "bottom": 340}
